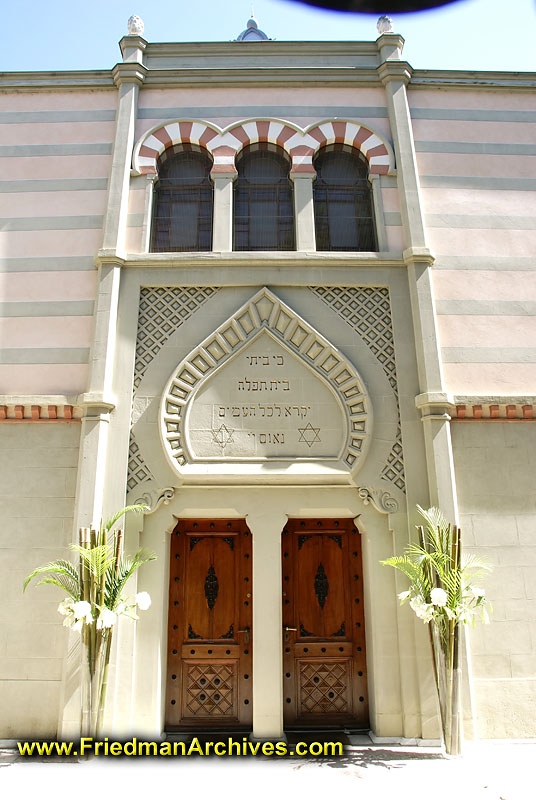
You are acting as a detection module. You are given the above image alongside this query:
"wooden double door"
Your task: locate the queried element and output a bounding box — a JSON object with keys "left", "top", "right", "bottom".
{"left": 166, "top": 519, "right": 252, "bottom": 730}
{"left": 282, "top": 519, "right": 368, "bottom": 729}
{"left": 166, "top": 517, "right": 367, "bottom": 731}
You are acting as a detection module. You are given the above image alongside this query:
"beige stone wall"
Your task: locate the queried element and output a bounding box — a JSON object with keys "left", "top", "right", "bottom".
{"left": 0, "top": 422, "right": 80, "bottom": 738}
{"left": 452, "top": 420, "right": 536, "bottom": 738}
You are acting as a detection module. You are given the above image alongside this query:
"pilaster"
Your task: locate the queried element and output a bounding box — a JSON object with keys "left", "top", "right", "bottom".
{"left": 290, "top": 173, "right": 316, "bottom": 252}
{"left": 379, "top": 34, "right": 473, "bottom": 739}
{"left": 211, "top": 172, "right": 236, "bottom": 252}
{"left": 246, "top": 511, "right": 287, "bottom": 740}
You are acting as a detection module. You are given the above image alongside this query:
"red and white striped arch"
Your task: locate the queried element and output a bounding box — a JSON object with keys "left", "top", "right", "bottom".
{"left": 133, "top": 118, "right": 394, "bottom": 177}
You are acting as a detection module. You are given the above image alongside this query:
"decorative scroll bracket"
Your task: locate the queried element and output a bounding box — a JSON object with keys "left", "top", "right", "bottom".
{"left": 357, "top": 486, "right": 399, "bottom": 514}
{"left": 134, "top": 486, "right": 176, "bottom": 515}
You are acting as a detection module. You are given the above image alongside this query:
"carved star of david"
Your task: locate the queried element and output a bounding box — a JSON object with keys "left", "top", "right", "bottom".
{"left": 297, "top": 422, "right": 321, "bottom": 448}
{"left": 211, "top": 424, "right": 234, "bottom": 448}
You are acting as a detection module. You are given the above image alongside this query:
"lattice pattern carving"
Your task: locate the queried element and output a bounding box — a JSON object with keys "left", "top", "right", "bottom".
{"left": 134, "top": 286, "right": 218, "bottom": 390}
{"left": 310, "top": 286, "right": 406, "bottom": 493}
{"left": 127, "top": 433, "right": 154, "bottom": 491}
{"left": 184, "top": 663, "right": 235, "bottom": 717}
{"left": 299, "top": 661, "right": 350, "bottom": 714}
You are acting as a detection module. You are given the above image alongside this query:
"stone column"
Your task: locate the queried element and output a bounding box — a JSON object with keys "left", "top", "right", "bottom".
{"left": 211, "top": 173, "right": 236, "bottom": 252}
{"left": 60, "top": 34, "right": 146, "bottom": 739}
{"left": 246, "top": 511, "right": 287, "bottom": 740}
{"left": 290, "top": 172, "right": 316, "bottom": 251}
{"left": 378, "top": 32, "right": 474, "bottom": 737}
{"left": 378, "top": 39, "right": 458, "bottom": 520}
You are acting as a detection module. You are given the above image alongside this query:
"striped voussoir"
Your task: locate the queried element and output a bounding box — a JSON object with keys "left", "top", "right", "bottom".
{"left": 136, "top": 119, "right": 391, "bottom": 176}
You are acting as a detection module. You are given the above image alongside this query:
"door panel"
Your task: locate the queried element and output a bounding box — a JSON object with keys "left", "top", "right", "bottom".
{"left": 166, "top": 519, "right": 252, "bottom": 730}
{"left": 282, "top": 518, "right": 368, "bottom": 728}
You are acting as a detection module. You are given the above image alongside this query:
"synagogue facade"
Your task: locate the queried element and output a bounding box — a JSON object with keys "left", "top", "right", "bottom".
{"left": 1, "top": 16, "right": 535, "bottom": 742}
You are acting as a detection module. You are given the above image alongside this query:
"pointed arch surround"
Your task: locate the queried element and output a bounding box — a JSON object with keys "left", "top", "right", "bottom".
{"left": 134, "top": 119, "right": 394, "bottom": 178}
{"left": 160, "top": 288, "right": 372, "bottom": 476}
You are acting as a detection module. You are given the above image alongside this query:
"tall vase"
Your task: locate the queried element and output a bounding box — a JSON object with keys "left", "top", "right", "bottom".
{"left": 430, "top": 619, "right": 462, "bottom": 755}
{"left": 80, "top": 628, "right": 110, "bottom": 741}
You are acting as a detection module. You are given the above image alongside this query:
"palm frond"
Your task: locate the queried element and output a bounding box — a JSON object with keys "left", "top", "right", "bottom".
{"left": 31, "top": 575, "right": 80, "bottom": 598}
{"left": 70, "top": 543, "right": 114, "bottom": 578}
{"left": 106, "top": 548, "right": 156, "bottom": 610}
{"left": 23, "top": 559, "right": 80, "bottom": 596}
{"left": 104, "top": 504, "right": 148, "bottom": 533}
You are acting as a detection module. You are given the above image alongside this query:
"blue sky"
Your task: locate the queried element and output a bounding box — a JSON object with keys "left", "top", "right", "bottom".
{"left": 2, "top": 0, "right": 535, "bottom": 72}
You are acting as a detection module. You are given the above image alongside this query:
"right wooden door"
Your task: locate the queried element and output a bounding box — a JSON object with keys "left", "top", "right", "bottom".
{"left": 282, "top": 518, "right": 369, "bottom": 729}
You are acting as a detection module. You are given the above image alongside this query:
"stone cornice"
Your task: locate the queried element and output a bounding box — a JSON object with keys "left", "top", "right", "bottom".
{"left": 0, "top": 397, "right": 82, "bottom": 421}
{"left": 94, "top": 251, "right": 406, "bottom": 269}
{"left": 0, "top": 71, "right": 115, "bottom": 91}
{"left": 416, "top": 392, "right": 536, "bottom": 421}
{"left": 410, "top": 69, "right": 536, "bottom": 91}
{"left": 1, "top": 64, "right": 534, "bottom": 92}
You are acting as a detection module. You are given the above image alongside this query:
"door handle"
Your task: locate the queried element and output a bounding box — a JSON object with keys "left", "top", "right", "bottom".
{"left": 284, "top": 626, "right": 297, "bottom": 642}
{"left": 238, "top": 627, "right": 250, "bottom": 644}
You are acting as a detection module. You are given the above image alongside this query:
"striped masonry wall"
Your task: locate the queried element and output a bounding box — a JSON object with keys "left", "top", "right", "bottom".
{"left": 0, "top": 90, "right": 116, "bottom": 395}
{"left": 408, "top": 88, "right": 536, "bottom": 396}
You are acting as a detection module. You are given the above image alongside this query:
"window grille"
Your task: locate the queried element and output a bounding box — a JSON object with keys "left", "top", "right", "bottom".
{"left": 151, "top": 145, "right": 213, "bottom": 252}
{"left": 234, "top": 144, "right": 295, "bottom": 251}
{"left": 313, "top": 145, "right": 377, "bottom": 252}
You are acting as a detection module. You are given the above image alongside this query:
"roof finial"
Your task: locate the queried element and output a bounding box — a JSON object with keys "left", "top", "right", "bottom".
{"left": 127, "top": 14, "right": 144, "bottom": 36}
{"left": 377, "top": 16, "right": 394, "bottom": 35}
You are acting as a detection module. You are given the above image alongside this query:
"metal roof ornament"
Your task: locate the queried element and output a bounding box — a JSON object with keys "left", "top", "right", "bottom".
{"left": 235, "top": 16, "right": 271, "bottom": 41}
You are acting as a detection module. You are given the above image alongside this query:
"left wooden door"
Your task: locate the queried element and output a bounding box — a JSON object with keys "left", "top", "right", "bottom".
{"left": 166, "top": 519, "right": 253, "bottom": 731}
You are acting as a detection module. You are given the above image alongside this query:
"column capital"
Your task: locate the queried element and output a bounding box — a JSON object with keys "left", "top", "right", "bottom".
{"left": 403, "top": 246, "right": 435, "bottom": 266}
{"left": 415, "top": 392, "right": 455, "bottom": 420}
{"left": 210, "top": 169, "right": 237, "bottom": 182}
{"left": 377, "top": 61, "right": 413, "bottom": 87}
{"left": 112, "top": 62, "right": 147, "bottom": 88}
{"left": 289, "top": 169, "right": 316, "bottom": 182}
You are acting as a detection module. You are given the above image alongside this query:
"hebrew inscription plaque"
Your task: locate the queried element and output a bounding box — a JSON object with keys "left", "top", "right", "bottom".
{"left": 185, "top": 334, "right": 346, "bottom": 460}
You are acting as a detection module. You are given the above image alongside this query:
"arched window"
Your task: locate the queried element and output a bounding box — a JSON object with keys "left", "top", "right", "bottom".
{"left": 313, "top": 145, "right": 377, "bottom": 252}
{"left": 234, "top": 144, "right": 295, "bottom": 251}
{"left": 151, "top": 145, "right": 213, "bottom": 252}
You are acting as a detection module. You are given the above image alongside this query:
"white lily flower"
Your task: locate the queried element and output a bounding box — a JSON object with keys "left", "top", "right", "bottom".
{"left": 72, "top": 600, "right": 93, "bottom": 623}
{"left": 72, "top": 619, "right": 83, "bottom": 633}
{"left": 96, "top": 608, "right": 117, "bottom": 629}
{"left": 136, "top": 591, "right": 152, "bottom": 611}
{"left": 430, "top": 588, "right": 448, "bottom": 607}
{"left": 58, "top": 599, "right": 73, "bottom": 616}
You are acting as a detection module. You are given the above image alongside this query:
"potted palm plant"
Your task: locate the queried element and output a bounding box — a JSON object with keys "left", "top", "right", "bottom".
{"left": 382, "top": 506, "right": 490, "bottom": 755}
{"left": 24, "top": 504, "right": 155, "bottom": 739}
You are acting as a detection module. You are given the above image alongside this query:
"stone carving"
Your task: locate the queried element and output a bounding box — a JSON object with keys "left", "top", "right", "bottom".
{"left": 310, "top": 286, "right": 406, "bottom": 493}
{"left": 377, "top": 15, "right": 394, "bottom": 34}
{"left": 128, "top": 287, "right": 218, "bottom": 493}
{"left": 134, "top": 286, "right": 218, "bottom": 390}
{"left": 357, "top": 486, "right": 399, "bottom": 515}
{"left": 127, "top": 433, "right": 154, "bottom": 491}
{"left": 161, "top": 288, "right": 372, "bottom": 470}
{"left": 134, "top": 486, "right": 175, "bottom": 515}
{"left": 127, "top": 15, "right": 144, "bottom": 36}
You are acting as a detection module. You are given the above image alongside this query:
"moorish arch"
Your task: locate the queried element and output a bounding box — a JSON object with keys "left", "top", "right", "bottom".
{"left": 133, "top": 118, "right": 394, "bottom": 177}
{"left": 159, "top": 287, "right": 372, "bottom": 477}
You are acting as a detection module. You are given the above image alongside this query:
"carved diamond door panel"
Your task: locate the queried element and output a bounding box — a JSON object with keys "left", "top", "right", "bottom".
{"left": 282, "top": 519, "right": 368, "bottom": 728}
{"left": 166, "top": 519, "right": 252, "bottom": 730}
